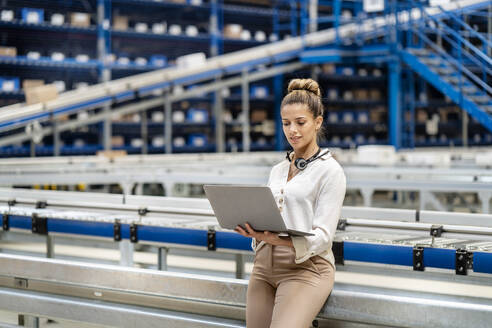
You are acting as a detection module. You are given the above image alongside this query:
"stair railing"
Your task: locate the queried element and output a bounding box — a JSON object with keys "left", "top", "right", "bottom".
{"left": 399, "top": 0, "right": 491, "bottom": 98}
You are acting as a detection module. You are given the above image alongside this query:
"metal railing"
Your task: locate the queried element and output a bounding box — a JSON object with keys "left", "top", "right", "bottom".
{"left": 401, "top": 0, "right": 491, "bottom": 98}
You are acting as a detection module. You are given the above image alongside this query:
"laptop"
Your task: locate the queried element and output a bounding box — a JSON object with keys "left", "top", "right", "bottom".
{"left": 203, "top": 185, "right": 314, "bottom": 236}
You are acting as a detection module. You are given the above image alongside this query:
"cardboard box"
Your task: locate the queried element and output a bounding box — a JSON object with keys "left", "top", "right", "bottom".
{"left": 369, "top": 89, "right": 382, "bottom": 100}
{"left": 251, "top": 109, "right": 268, "bottom": 123}
{"left": 110, "top": 136, "right": 125, "bottom": 147}
{"left": 113, "top": 16, "right": 128, "bottom": 30}
{"left": 321, "top": 63, "right": 336, "bottom": 74}
{"left": 97, "top": 150, "right": 127, "bottom": 159}
{"left": 354, "top": 89, "right": 369, "bottom": 100}
{"left": 22, "top": 79, "right": 44, "bottom": 90}
{"left": 369, "top": 107, "right": 386, "bottom": 123}
{"left": 224, "top": 24, "right": 242, "bottom": 39}
{"left": 25, "top": 84, "right": 58, "bottom": 105}
{"left": 416, "top": 109, "right": 428, "bottom": 123}
{"left": 0, "top": 46, "right": 17, "bottom": 57}
{"left": 70, "top": 12, "right": 90, "bottom": 27}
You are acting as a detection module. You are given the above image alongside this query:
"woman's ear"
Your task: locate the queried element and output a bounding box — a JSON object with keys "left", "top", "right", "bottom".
{"left": 315, "top": 115, "right": 323, "bottom": 130}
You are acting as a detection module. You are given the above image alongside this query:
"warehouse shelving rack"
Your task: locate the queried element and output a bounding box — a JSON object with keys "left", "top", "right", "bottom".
{"left": 0, "top": 0, "right": 293, "bottom": 156}
{"left": 0, "top": 0, "right": 490, "bottom": 157}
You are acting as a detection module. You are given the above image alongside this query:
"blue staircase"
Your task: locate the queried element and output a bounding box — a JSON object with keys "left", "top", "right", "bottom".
{"left": 399, "top": 2, "right": 492, "bottom": 133}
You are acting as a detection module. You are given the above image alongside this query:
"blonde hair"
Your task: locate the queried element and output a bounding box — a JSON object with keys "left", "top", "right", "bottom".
{"left": 281, "top": 78, "right": 325, "bottom": 140}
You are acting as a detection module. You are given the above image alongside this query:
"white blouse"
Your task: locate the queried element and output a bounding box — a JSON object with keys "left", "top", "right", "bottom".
{"left": 251, "top": 149, "right": 346, "bottom": 268}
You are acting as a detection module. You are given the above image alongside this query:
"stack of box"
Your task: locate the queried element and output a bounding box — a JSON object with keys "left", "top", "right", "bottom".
{"left": 113, "top": 16, "right": 128, "bottom": 30}
{"left": 224, "top": 24, "right": 242, "bottom": 39}
{"left": 0, "top": 46, "right": 17, "bottom": 57}
{"left": 251, "top": 109, "right": 267, "bottom": 123}
{"left": 70, "top": 12, "right": 90, "bottom": 27}
{"left": 24, "top": 84, "right": 58, "bottom": 104}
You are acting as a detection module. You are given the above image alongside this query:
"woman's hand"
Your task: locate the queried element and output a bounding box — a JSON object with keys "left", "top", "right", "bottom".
{"left": 235, "top": 223, "right": 293, "bottom": 248}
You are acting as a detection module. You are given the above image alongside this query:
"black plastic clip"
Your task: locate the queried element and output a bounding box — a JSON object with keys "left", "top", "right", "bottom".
{"left": 2, "top": 214, "right": 9, "bottom": 231}
{"left": 413, "top": 246, "right": 424, "bottom": 271}
{"left": 31, "top": 213, "right": 48, "bottom": 235}
{"left": 113, "top": 221, "right": 122, "bottom": 241}
{"left": 207, "top": 229, "right": 216, "bottom": 251}
{"left": 333, "top": 240, "right": 344, "bottom": 265}
{"left": 430, "top": 225, "right": 443, "bottom": 237}
{"left": 7, "top": 199, "right": 16, "bottom": 207}
{"left": 36, "top": 201, "right": 47, "bottom": 209}
{"left": 337, "top": 218, "right": 347, "bottom": 231}
{"left": 138, "top": 207, "right": 148, "bottom": 216}
{"left": 456, "top": 249, "right": 473, "bottom": 276}
{"left": 130, "top": 223, "right": 138, "bottom": 243}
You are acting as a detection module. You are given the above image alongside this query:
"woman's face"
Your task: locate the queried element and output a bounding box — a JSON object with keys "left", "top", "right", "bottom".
{"left": 281, "top": 103, "right": 323, "bottom": 151}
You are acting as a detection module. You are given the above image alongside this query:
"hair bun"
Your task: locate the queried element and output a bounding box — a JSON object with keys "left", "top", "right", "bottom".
{"left": 287, "top": 78, "right": 321, "bottom": 97}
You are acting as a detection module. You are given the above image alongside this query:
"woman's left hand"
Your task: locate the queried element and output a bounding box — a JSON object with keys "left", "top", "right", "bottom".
{"left": 235, "top": 223, "right": 293, "bottom": 247}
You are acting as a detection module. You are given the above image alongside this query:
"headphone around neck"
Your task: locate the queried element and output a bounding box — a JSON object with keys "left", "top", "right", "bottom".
{"left": 286, "top": 148, "right": 330, "bottom": 170}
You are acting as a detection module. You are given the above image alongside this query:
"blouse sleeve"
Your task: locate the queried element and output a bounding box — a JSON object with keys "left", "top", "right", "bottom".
{"left": 290, "top": 165, "right": 346, "bottom": 263}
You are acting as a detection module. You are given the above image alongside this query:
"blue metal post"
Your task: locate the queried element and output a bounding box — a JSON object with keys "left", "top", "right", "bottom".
{"left": 97, "top": 0, "right": 112, "bottom": 151}
{"left": 408, "top": 70, "right": 415, "bottom": 149}
{"left": 290, "top": 0, "right": 297, "bottom": 37}
{"left": 334, "top": 0, "right": 341, "bottom": 44}
{"left": 388, "top": 60, "right": 401, "bottom": 149}
{"left": 274, "top": 74, "right": 285, "bottom": 151}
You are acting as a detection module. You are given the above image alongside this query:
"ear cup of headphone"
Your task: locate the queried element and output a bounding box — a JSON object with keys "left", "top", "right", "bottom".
{"left": 295, "top": 158, "right": 308, "bottom": 170}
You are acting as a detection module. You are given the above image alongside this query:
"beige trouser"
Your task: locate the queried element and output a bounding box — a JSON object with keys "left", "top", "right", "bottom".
{"left": 246, "top": 244, "right": 335, "bottom": 328}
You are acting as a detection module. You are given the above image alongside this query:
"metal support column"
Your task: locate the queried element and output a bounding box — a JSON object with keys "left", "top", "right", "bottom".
{"left": 308, "top": 0, "right": 318, "bottom": 34}
{"left": 235, "top": 254, "right": 245, "bottom": 279}
{"left": 462, "top": 110, "right": 469, "bottom": 147}
{"left": 46, "top": 236, "right": 54, "bottom": 259}
{"left": 241, "top": 69, "right": 251, "bottom": 152}
{"left": 29, "top": 141, "right": 35, "bottom": 158}
{"left": 274, "top": 74, "right": 285, "bottom": 151}
{"left": 214, "top": 80, "right": 225, "bottom": 153}
{"left": 119, "top": 240, "right": 134, "bottom": 267}
{"left": 164, "top": 95, "right": 172, "bottom": 154}
{"left": 53, "top": 119, "right": 60, "bottom": 156}
{"left": 158, "top": 247, "right": 169, "bottom": 271}
{"left": 388, "top": 60, "right": 401, "bottom": 149}
{"left": 140, "top": 111, "right": 148, "bottom": 155}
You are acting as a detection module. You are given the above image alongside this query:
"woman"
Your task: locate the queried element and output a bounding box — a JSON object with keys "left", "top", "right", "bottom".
{"left": 235, "top": 78, "right": 346, "bottom": 328}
